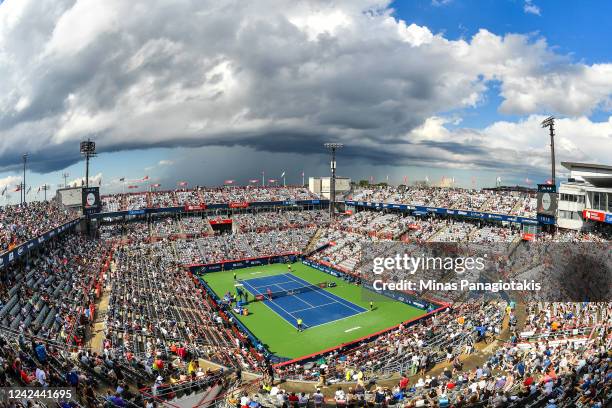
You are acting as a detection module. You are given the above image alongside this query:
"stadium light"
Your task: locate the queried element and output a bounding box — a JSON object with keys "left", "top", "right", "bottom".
{"left": 41, "top": 184, "right": 50, "bottom": 201}
{"left": 80, "top": 139, "right": 97, "bottom": 188}
{"left": 22, "top": 153, "right": 28, "bottom": 204}
{"left": 324, "top": 143, "right": 344, "bottom": 218}
{"left": 541, "top": 116, "right": 556, "bottom": 186}
{"left": 62, "top": 172, "right": 69, "bottom": 188}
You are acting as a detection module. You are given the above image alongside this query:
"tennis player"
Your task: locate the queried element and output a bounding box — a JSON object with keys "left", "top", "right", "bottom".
{"left": 287, "top": 262, "right": 292, "bottom": 272}
{"left": 267, "top": 288, "right": 273, "bottom": 300}
{"left": 297, "top": 317, "right": 304, "bottom": 332}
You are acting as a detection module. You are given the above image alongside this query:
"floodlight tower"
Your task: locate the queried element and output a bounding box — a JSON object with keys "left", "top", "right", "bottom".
{"left": 80, "top": 139, "right": 96, "bottom": 188}
{"left": 41, "top": 184, "right": 50, "bottom": 201}
{"left": 62, "top": 172, "right": 69, "bottom": 188}
{"left": 541, "top": 116, "right": 556, "bottom": 186}
{"left": 324, "top": 143, "right": 344, "bottom": 218}
{"left": 22, "top": 153, "right": 28, "bottom": 204}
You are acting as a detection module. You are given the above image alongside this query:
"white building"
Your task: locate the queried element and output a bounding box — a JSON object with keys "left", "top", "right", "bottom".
{"left": 557, "top": 162, "right": 612, "bottom": 230}
{"left": 309, "top": 177, "right": 351, "bottom": 199}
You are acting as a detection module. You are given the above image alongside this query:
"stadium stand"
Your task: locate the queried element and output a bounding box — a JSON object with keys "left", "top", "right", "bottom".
{"left": 0, "top": 194, "right": 609, "bottom": 407}
{"left": 0, "top": 201, "right": 79, "bottom": 252}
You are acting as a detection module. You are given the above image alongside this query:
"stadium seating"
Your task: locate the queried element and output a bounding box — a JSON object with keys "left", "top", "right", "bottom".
{"left": 0, "top": 201, "right": 80, "bottom": 252}
{"left": 0, "top": 202, "right": 609, "bottom": 407}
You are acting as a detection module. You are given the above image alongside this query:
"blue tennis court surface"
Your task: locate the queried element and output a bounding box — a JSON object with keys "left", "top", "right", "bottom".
{"left": 241, "top": 273, "right": 366, "bottom": 329}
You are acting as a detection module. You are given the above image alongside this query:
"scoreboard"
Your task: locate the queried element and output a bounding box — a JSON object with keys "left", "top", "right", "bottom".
{"left": 536, "top": 183, "right": 557, "bottom": 218}
{"left": 82, "top": 187, "right": 101, "bottom": 215}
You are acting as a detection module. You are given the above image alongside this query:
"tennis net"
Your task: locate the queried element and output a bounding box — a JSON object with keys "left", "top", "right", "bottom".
{"left": 266, "top": 282, "right": 329, "bottom": 299}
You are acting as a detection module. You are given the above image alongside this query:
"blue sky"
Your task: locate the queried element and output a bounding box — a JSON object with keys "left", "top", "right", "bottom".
{"left": 392, "top": 0, "right": 612, "bottom": 124}
{"left": 394, "top": 0, "right": 612, "bottom": 64}
{"left": 0, "top": 0, "right": 610, "bottom": 203}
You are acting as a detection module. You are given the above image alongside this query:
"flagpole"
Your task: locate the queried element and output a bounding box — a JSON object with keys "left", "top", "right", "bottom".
{"left": 262, "top": 171, "right": 265, "bottom": 187}
{"left": 302, "top": 171, "right": 305, "bottom": 187}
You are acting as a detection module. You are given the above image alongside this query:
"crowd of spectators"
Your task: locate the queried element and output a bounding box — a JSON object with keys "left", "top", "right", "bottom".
{"left": 233, "top": 210, "right": 329, "bottom": 233}
{"left": 105, "top": 242, "right": 260, "bottom": 371}
{"left": 310, "top": 212, "right": 524, "bottom": 274}
{"left": 174, "top": 229, "right": 316, "bottom": 265}
{"left": 0, "top": 203, "right": 610, "bottom": 406}
{"left": 350, "top": 187, "right": 538, "bottom": 217}
{"left": 101, "top": 186, "right": 318, "bottom": 212}
{"left": 0, "top": 201, "right": 79, "bottom": 253}
{"left": 0, "top": 235, "right": 107, "bottom": 347}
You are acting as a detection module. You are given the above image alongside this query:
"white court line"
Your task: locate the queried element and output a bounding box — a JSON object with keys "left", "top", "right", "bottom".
{"left": 249, "top": 280, "right": 303, "bottom": 290}
{"left": 243, "top": 273, "right": 364, "bottom": 330}
{"left": 290, "top": 301, "right": 339, "bottom": 314}
{"left": 237, "top": 276, "right": 310, "bottom": 328}
{"left": 270, "top": 283, "right": 316, "bottom": 309}
{"left": 306, "top": 310, "right": 369, "bottom": 330}
{"left": 345, "top": 326, "right": 362, "bottom": 333}
{"left": 283, "top": 274, "right": 365, "bottom": 314}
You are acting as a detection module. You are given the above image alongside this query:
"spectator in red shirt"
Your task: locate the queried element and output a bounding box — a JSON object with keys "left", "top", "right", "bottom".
{"left": 288, "top": 392, "right": 299, "bottom": 407}
{"left": 399, "top": 374, "right": 409, "bottom": 391}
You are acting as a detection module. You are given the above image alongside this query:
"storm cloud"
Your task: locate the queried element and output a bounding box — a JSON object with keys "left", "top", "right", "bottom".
{"left": 0, "top": 0, "right": 611, "bottom": 174}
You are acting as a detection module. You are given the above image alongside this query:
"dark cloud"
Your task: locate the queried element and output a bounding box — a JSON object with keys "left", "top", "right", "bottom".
{"left": 0, "top": 0, "right": 610, "bottom": 177}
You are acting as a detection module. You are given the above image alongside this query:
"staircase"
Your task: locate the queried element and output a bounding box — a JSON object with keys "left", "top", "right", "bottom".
{"left": 304, "top": 228, "right": 324, "bottom": 254}
{"left": 171, "top": 383, "right": 224, "bottom": 408}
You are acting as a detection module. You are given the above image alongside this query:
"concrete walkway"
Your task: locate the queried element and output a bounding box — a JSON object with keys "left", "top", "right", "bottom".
{"left": 88, "top": 261, "right": 114, "bottom": 352}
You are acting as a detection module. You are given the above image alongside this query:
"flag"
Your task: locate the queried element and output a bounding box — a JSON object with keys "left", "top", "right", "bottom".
{"left": 403, "top": 176, "right": 408, "bottom": 184}
{"left": 496, "top": 176, "right": 502, "bottom": 184}
{"left": 178, "top": 181, "right": 188, "bottom": 187}
{"left": 152, "top": 183, "right": 161, "bottom": 188}
{"left": 128, "top": 185, "right": 139, "bottom": 189}
{"left": 268, "top": 179, "right": 277, "bottom": 183}
{"left": 280, "top": 171, "right": 285, "bottom": 178}
{"left": 224, "top": 180, "right": 235, "bottom": 184}
{"left": 545, "top": 179, "right": 553, "bottom": 185}
{"left": 14, "top": 185, "right": 21, "bottom": 192}
{"left": 98, "top": 178, "right": 102, "bottom": 186}
{"left": 119, "top": 177, "right": 125, "bottom": 182}
{"left": 425, "top": 176, "right": 430, "bottom": 183}
{"left": 142, "top": 175, "right": 149, "bottom": 181}
{"left": 27, "top": 186, "right": 31, "bottom": 194}
{"left": 1, "top": 186, "right": 6, "bottom": 195}
{"left": 37, "top": 187, "right": 41, "bottom": 193}
{"left": 301, "top": 171, "right": 304, "bottom": 177}
{"left": 249, "top": 179, "right": 259, "bottom": 183}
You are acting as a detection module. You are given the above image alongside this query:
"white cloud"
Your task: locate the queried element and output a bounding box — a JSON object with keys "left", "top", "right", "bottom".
{"left": 68, "top": 172, "right": 103, "bottom": 187}
{"left": 401, "top": 114, "right": 612, "bottom": 177}
{"left": 0, "top": 0, "right": 610, "bottom": 175}
{"left": 524, "top": 1, "right": 541, "bottom": 16}
{"left": 158, "top": 160, "right": 174, "bottom": 166}
{"left": 0, "top": 175, "right": 20, "bottom": 189}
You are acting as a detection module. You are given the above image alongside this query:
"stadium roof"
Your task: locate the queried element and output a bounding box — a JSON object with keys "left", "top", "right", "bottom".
{"left": 561, "top": 162, "right": 612, "bottom": 188}
{"left": 561, "top": 161, "right": 612, "bottom": 172}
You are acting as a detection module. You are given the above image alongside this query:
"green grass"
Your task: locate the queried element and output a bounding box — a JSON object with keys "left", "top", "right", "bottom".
{"left": 199, "top": 262, "right": 426, "bottom": 359}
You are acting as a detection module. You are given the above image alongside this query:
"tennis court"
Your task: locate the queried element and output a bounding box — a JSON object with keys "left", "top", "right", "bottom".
{"left": 240, "top": 273, "right": 366, "bottom": 329}
{"left": 199, "top": 262, "right": 428, "bottom": 358}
